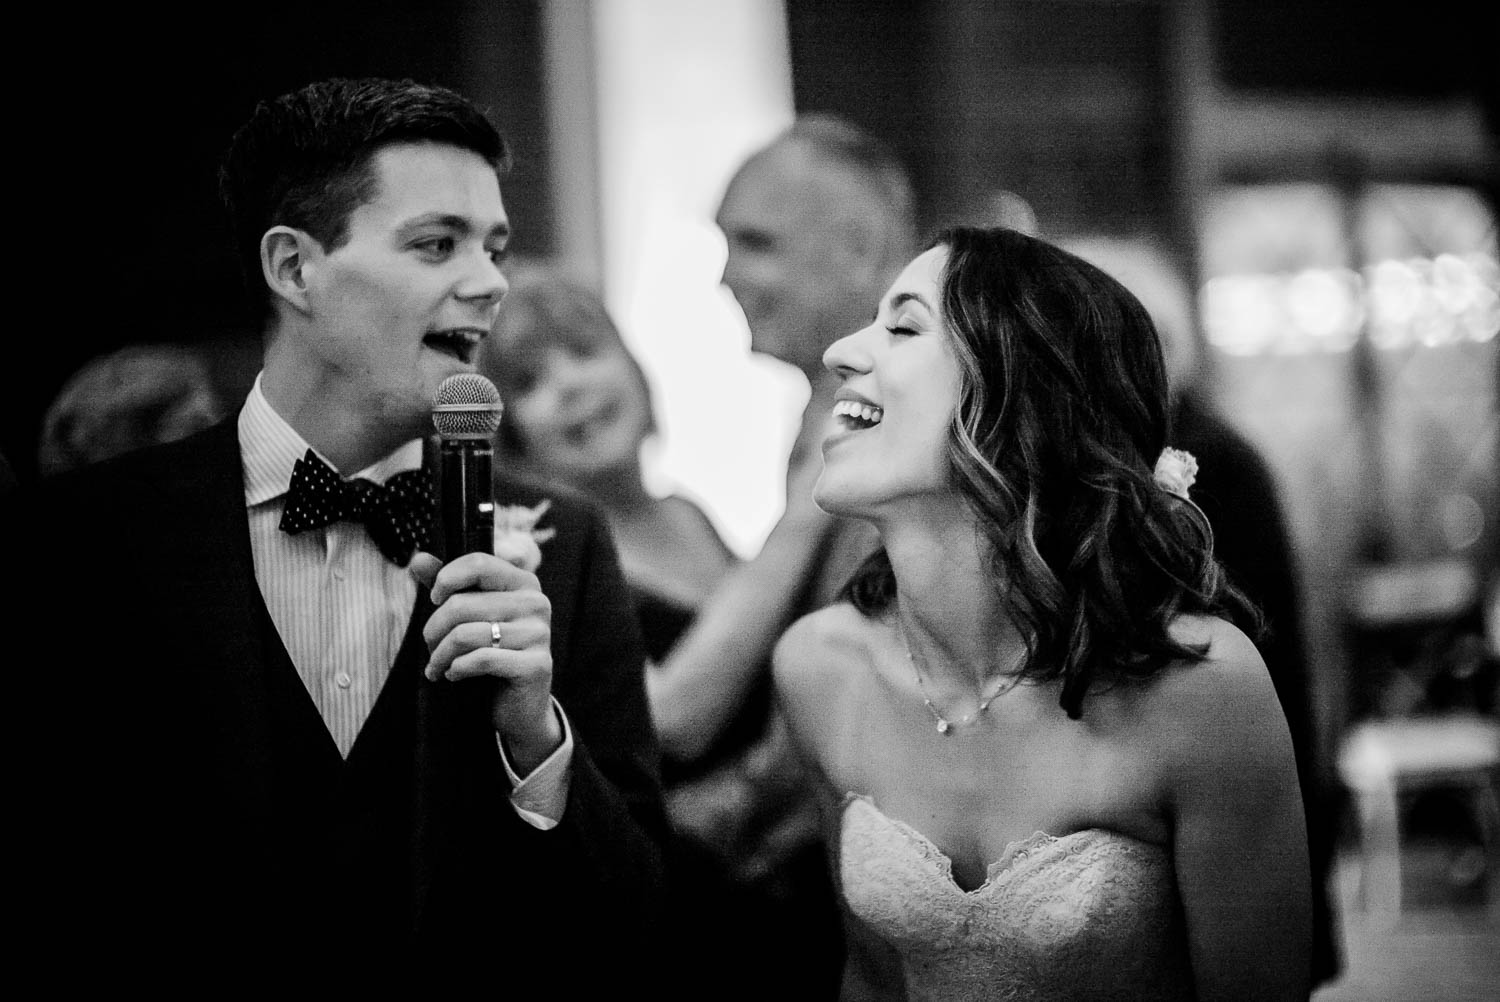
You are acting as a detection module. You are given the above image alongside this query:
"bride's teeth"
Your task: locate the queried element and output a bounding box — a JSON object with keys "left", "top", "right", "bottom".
{"left": 832, "top": 400, "right": 883, "bottom": 426}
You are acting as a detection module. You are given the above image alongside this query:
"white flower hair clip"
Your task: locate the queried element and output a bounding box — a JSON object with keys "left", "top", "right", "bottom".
{"left": 1153, "top": 448, "right": 1198, "bottom": 500}
{"left": 493, "top": 499, "right": 556, "bottom": 573}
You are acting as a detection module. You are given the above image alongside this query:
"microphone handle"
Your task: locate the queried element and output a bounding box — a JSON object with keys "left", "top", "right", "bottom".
{"left": 438, "top": 437, "right": 495, "bottom": 557}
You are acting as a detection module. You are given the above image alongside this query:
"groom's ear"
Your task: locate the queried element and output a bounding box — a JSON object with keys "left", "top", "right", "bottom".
{"left": 261, "top": 225, "right": 319, "bottom": 315}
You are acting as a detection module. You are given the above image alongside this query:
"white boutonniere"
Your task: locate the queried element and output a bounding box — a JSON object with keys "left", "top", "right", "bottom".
{"left": 493, "top": 499, "right": 556, "bottom": 573}
{"left": 1153, "top": 447, "right": 1198, "bottom": 500}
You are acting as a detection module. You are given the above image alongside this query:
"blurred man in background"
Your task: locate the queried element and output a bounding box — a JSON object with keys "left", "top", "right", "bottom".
{"left": 712, "top": 112, "right": 919, "bottom": 604}
{"left": 643, "top": 114, "right": 918, "bottom": 999}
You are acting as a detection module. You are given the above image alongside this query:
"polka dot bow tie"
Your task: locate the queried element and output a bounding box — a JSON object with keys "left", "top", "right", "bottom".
{"left": 278, "top": 449, "right": 436, "bottom": 567}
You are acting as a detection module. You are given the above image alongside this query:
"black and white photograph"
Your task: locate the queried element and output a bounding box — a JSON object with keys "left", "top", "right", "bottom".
{"left": 6, "top": 2, "right": 1496, "bottom": 998}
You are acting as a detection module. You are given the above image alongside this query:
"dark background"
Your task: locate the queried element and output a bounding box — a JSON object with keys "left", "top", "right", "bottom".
{"left": 6, "top": 0, "right": 1494, "bottom": 490}
{"left": 4, "top": 5, "right": 1495, "bottom": 985}
{"left": 8, "top": 0, "right": 552, "bottom": 488}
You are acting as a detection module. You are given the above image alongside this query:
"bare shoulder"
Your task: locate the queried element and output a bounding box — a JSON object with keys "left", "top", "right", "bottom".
{"left": 1157, "top": 614, "right": 1279, "bottom": 714}
{"left": 660, "top": 493, "right": 737, "bottom": 562}
{"left": 1131, "top": 614, "right": 1295, "bottom": 782}
{"left": 772, "top": 602, "right": 871, "bottom": 755}
{"left": 772, "top": 601, "right": 868, "bottom": 701}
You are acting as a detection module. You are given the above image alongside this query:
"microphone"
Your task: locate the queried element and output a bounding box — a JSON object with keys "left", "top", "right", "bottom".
{"left": 432, "top": 373, "right": 504, "bottom": 557}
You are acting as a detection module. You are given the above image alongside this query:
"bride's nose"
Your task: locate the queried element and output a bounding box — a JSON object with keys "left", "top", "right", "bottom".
{"left": 823, "top": 321, "right": 877, "bottom": 377}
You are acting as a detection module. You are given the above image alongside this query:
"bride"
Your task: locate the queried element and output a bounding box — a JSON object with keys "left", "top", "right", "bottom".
{"left": 773, "top": 227, "right": 1312, "bottom": 1001}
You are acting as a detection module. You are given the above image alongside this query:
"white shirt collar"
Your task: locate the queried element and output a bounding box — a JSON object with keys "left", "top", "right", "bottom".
{"left": 238, "top": 373, "right": 424, "bottom": 508}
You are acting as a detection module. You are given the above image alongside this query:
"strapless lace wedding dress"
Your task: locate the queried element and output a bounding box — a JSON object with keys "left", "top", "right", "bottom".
{"left": 840, "top": 794, "right": 1197, "bottom": 1001}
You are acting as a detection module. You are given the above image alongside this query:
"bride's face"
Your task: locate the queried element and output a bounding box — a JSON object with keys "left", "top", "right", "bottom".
{"left": 814, "top": 245, "right": 960, "bottom": 517}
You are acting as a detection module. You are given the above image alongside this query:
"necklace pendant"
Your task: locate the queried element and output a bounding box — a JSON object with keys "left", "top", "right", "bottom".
{"left": 935, "top": 719, "right": 951, "bottom": 735}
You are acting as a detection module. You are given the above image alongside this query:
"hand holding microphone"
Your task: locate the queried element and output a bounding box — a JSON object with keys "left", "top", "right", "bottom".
{"left": 412, "top": 373, "right": 561, "bottom": 768}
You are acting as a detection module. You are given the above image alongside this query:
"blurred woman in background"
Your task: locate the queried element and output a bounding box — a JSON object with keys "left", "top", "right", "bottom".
{"left": 481, "top": 263, "right": 736, "bottom": 662}
{"left": 482, "top": 265, "right": 824, "bottom": 999}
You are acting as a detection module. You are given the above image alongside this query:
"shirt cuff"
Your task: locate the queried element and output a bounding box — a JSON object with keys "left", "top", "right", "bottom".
{"left": 497, "top": 696, "right": 573, "bottom": 830}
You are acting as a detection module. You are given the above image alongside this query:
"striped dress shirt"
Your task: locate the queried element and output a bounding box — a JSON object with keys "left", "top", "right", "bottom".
{"left": 239, "top": 375, "right": 570, "bottom": 825}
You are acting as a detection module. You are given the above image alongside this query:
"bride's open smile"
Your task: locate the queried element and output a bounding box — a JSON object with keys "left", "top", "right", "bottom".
{"left": 816, "top": 245, "right": 962, "bottom": 517}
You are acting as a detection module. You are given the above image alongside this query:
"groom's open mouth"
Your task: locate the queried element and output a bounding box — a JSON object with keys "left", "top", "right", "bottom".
{"left": 424, "top": 327, "right": 486, "bottom": 364}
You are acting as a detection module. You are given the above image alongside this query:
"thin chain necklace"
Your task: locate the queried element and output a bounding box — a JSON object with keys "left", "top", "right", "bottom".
{"left": 898, "top": 621, "right": 1023, "bottom": 735}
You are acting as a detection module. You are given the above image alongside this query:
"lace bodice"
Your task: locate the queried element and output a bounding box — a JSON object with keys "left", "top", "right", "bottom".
{"left": 839, "top": 794, "right": 1196, "bottom": 1001}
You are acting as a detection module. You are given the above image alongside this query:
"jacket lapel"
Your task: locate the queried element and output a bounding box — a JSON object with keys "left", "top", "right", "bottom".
{"left": 145, "top": 420, "right": 278, "bottom": 821}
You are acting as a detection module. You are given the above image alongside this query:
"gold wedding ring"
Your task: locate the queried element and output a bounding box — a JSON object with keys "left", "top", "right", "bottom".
{"left": 490, "top": 621, "right": 503, "bottom": 648}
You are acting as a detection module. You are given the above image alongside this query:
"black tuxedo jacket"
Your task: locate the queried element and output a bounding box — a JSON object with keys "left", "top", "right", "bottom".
{"left": 14, "top": 419, "right": 666, "bottom": 988}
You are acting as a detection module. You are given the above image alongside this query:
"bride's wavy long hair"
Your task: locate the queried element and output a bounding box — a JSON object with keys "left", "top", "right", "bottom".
{"left": 843, "top": 226, "right": 1260, "bottom": 718}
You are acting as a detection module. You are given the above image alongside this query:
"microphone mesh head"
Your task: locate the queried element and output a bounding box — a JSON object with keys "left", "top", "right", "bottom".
{"left": 432, "top": 373, "right": 503, "bottom": 439}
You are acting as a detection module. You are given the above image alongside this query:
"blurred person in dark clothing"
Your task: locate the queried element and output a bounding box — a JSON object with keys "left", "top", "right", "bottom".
{"left": 626, "top": 113, "right": 918, "bottom": 999}
{"left": 481, "top": 262, "right": 738, "bottom": 650}
{"left": 482, "top": 263, "right": 754, "bottom": 999}
{"left": 1064, "top": 233, "right": 1340, "bottom": 987}
{"left": 11, "top": 76, "right": 666, "bottom": 990}
{"left": 36, "top": 342, "right": 225, "bottom": 477}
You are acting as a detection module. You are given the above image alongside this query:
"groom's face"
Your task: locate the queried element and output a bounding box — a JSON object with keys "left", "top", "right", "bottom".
{"left": 293, "top": 141, "right": 512, "bottom": 436}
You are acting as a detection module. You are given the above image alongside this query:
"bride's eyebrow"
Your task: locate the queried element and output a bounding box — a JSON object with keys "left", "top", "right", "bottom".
{"left": 874, "top": 290, "right": 932, "bottom": 324}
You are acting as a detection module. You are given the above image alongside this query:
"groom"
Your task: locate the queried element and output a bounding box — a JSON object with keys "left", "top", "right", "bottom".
{"left": 13, "top": 77, "right": 665, "bottom": 988}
